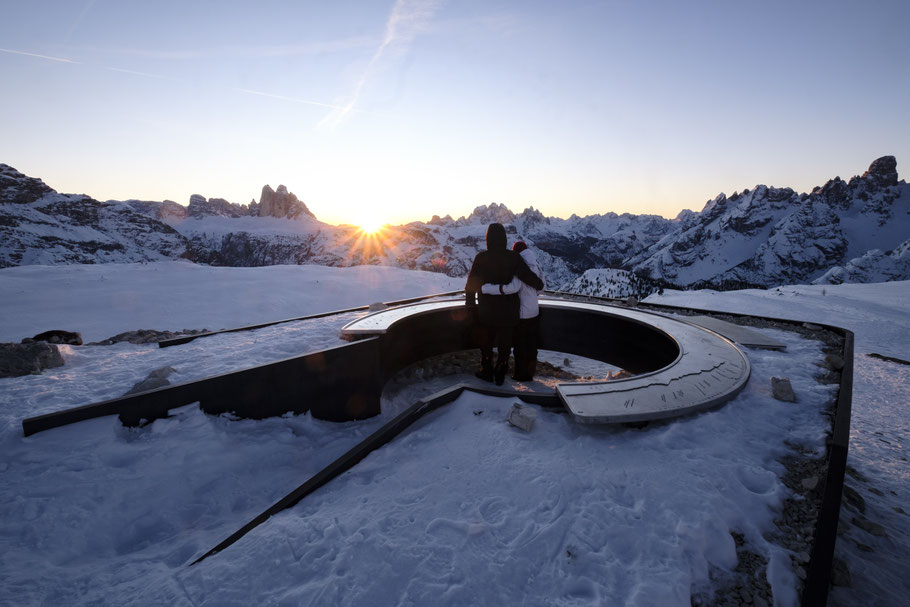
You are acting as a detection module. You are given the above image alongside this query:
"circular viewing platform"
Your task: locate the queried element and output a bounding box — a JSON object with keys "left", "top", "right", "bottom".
{"left": 341, "top": 297, "right": 751, "bottom": 424}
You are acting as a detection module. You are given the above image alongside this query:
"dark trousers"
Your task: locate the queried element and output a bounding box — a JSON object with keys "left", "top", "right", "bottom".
{"left": 478, "top": 324, "right": 513, "bottom": 371}
{"left": 512, "top": 315, "right": 539, "bottom": 380}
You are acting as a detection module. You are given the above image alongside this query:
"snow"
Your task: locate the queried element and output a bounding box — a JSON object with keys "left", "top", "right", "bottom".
{"left": 0, "top": 261, "right": 464, "bottom": 344}
{"left": 649, "top": 283, "right": 910, "bottom": 606}
{"left": 0, "top": 263, "right": 908, "bottom": 605}
{"left": 179, "top": 330, "right": 830, "bottom": 606}
{"left": 166, "top": 215, "right": 326, "bottom": 238}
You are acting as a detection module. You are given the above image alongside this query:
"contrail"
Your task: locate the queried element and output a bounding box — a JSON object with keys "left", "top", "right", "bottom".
{"left": 232, "top": 87, "right": 357, "bottom": 112}
{"left": 318, "top": 0, "right": 445, "bottom": 129}
{"left": 0, "top": 47, "right": 81, "bottom": 64}
{"left": 1, "top": 45, "right": 359, "bottom": 119}
{"left": 104, "top": 66, "right": 173, "bottom": 80}
{"left": 63, "top": 0, "right": 98, "bottom": 45}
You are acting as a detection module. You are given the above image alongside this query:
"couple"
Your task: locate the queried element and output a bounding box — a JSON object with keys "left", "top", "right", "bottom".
{"left": 465, "top": 223, "right": 545, "bottom": 385}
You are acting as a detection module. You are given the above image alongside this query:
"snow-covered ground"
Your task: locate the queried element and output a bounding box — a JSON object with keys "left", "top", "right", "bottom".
{"left": 0, "top": 261, "right": 465, "bottom": 344}
{"left": 652, "top": 283, "right": 910, "bottom": 607}
{"left": 0, "top": 263, "right": 907, "bottom": 606}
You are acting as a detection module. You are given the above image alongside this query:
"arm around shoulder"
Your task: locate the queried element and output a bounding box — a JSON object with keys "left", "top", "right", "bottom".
{"left": 481, "top": 276, "right": 522, "bottom": 295}
{"left": 515, "top": 257, "right": 544, "bottom": 291}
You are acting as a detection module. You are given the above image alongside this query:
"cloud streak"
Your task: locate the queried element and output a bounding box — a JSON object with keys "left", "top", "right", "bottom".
{"left": 0, "top": 47, "right": 81, "bottom": 64}
{"left": 67, "top": 36, "right": 376, "bottom": 61}
{"left": 104, "top": 66, "right": 173, "bottom": 80}
{"left": 0, "top": 46, "right": 356, "bottom": 115}
{"left": 63, "top": 0, "right": 99, "bottom": 45}
{"left": 232, "top": 87, "right": 366, "bottom": 112}
{"left": 317, "top": 0, "right": 445, "bottom": 129}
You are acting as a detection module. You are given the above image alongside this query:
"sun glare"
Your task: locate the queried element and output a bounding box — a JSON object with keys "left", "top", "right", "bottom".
{"left": 358, "top": 218, "right": 385, "bottom": 235}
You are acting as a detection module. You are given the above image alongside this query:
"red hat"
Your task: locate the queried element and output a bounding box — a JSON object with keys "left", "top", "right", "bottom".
{"left": 512, "top": 241, "right": 528, "bottom": 253}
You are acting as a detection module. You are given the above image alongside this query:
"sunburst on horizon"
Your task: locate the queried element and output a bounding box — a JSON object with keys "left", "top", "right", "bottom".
{"left": 358, "top": 221, "right": 384, "bottom": 235}
{"left": 338, "top": 217, "right": 392, "bottom": 265}
{"left": 357, "top": 213, "right": 387, "bottom": 235}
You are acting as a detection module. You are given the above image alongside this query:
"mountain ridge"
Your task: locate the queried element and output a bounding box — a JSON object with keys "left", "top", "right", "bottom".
{"left": 2, "top": 157, "right": 908, "bottom": 291}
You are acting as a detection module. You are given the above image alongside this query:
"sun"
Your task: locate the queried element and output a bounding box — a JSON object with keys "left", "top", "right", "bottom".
{"left": 342, "top": 213, "right": 392, "bottom": 264}
{"left": 358, "top": 217, "right": 385, "bottom": 235}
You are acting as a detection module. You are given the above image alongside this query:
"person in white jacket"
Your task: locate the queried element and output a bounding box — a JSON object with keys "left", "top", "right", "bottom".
{"left": 481, "top": 241, "right": 545, "bottom": 381}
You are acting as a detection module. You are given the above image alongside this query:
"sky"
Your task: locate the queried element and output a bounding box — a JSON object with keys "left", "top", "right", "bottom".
{"left": 1, "top": 0, "right": 908, "bottom": 227}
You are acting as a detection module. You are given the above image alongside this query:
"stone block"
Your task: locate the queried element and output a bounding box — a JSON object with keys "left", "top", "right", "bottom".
{"left": 771, "top": 377, "right": 796, "bottom": 402}
{"left": 507, "top": 403, "right": 536, "bottom": 432}
{"left": 0, "top": 342, "right": 64, "bottom": 378}
{"left": 824, "top": 353, "right": 845, "bottom": 370}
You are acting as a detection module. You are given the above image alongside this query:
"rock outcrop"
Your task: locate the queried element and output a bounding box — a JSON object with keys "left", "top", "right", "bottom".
{"left": 814, "top": 238, "right": 910, "bottom": 285}
{"left": 0, "top": 164, "right": 54, "bottom": 204}
{"left": 123, "top": 365, "right": 177, "bottom": 395}
{"left": 90, "top": 329, "right": 210, "bottom": 345}
{"left": 123, "top": 199, "right": 187, "bottom": 221}
{"left": 187, "top": 195, "right": 252, "bottom": 219}
{"left": 0, "top": 342, "right": 65, "bottom": 378}
{"left": 463, "top": 202, "right": 516, "bottom": 226}
{"left": 257, "top": 185, "right": 315, "bottom": 220}
{"left": 862, "top": 155, "right": 898, "bottom": 187}
{"left": 26, "top": 330, "right": 83, "bottom": 346}
{"left": 0, "top": 164, "right": 190, "bottom": 267}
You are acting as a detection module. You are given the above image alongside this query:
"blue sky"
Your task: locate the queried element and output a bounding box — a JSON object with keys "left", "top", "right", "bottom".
{"left": 1, "top": 0, "right": 908, "bottom": 227}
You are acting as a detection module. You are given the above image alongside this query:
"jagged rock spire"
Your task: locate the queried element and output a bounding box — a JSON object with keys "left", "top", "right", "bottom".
{"left": 258, "top": 184, "right": 316, "bottom": 220}
{"left": 862, "top": 156, "right": 898, "bottom": 187}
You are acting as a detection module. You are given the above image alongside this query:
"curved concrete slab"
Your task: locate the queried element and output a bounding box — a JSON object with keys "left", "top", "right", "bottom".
{"left": 341, "top": 300, "right": 473, "bottom": 336}
{"left": 341, "top": 298, "right": 751, "bottom": 424}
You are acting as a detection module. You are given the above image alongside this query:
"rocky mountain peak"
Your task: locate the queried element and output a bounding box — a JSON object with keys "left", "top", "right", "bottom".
{"left": 427, "top": 214, "right": 455, "bottom": 227}
{"left": 258, "top": 184, "right": 316, "bottom": 220}
{"left": 700, "top": 193, "right": 729, "bottom": 222}
{"left": 519, "top": 206, "right": 548, "bottom": 225}
{"left": 862, "top": 155, "right": 898, "bottom": 187}
{"left": 123, "top": 199, "right": 187, "bottom": 221}
{"left": 187, "top": 194, "right": 251, "bottom": 219}
{"left": 674, "top": 208, "right": 695, "bottom": 220}
{"left": 465, "top": 202, "right": 516, "bottom": 225}
{"left": 1, "top": 164, "right": 54, "bottom": 204}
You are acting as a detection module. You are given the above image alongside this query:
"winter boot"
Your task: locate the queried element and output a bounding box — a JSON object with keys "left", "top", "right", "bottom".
{"left": 475, "top": 353, "right": 494, "bottom": 382}
{"left": 520, "top": 355, "right": 537, "bottom": 382}
{"left": 512, "top": 351, "right": 527, "bottom": 381}
{"left": 494, "top": 360, "right": 509, "bottom": 386}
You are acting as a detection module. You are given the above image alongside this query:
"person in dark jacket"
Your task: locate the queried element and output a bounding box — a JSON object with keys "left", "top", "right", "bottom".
{"left": 465, "top": 223, "right": 544, "bottom": 384}
{"left": 481, "top": 241, "right": 544, "bottom": 381}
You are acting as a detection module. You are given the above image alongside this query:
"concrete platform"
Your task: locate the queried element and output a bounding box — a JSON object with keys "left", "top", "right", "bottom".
{"left": 685, "top": 315, "right": 787, "bottom": 350}
{"left": 342, "top": 299, "right": 751, "bottom": 424}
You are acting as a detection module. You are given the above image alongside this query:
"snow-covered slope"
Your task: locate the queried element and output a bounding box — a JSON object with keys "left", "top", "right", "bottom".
{"left": 0, "top": 164, "right": 188, "bottom": 266}
{"left": 629, "top": 157, "right": 910, "bottom": 288}
{"left": 813, "top": 238, "right": 910, "bottom": 285}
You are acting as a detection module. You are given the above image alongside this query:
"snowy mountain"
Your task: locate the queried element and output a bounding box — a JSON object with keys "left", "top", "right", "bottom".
{"left": 0, "top": 164, "right": 654, "bottom": 288}
{"left": 2, "top": 157, "right": 908, "bottom": 290}
{"left": 814, "top": 239, "right": 910, "bottom": 285}
{"left": 0, "top": 164, "right": 188, "bottom": 266}
{"left": 628, "top": 156, "right": 910, "bottom": 289}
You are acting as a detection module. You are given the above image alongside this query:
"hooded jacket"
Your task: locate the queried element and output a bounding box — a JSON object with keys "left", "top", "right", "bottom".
{"left": 465, "top": 223, "right": 544, "bottom": 327}
{"left": 481, "top": 247, "right": 544, "bottom": 319}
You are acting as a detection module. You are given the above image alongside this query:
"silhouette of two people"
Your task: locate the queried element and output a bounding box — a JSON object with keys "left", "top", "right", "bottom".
{"left": 465, "top": 223, "right": 544, "bottom": 385}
